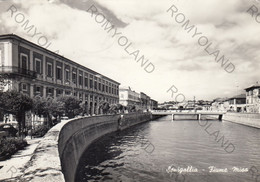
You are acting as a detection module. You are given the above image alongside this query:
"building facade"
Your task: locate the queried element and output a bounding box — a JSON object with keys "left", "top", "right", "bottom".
{"left": 150, "top": 99, "right": 158, "bottom": 109}
{"left": 0, "top": 34, "right": 120, "bottom": 115}
{"left": 225, "top": 94, "right": 246, "bottom": 112}
{"left": 119, "top": 86, "right": 140, "bottom": 109}
{"left": 119, "top": 87, "right": 157, "bottom": 111}
{"left": 245, "top": 82, "right": 260, "bottom": 113}
{"left": 211, "top": 98, "right": 228, "bottom": 111}
{"left": 140, "top": 92, "right": 151, "bottom": 110}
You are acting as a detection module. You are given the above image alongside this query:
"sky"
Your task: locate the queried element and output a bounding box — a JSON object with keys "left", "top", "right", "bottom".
{"left": 0, "top": 0, "right": 260, "bottom": 103}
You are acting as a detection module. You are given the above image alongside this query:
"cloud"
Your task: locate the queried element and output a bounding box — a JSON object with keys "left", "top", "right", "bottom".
{"left": 1, "top": 0, "right": 260, "bottom": 102}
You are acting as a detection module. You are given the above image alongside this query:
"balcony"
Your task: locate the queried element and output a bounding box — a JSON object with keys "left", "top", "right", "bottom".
{"left": 57, "top": 79, "right": 62, "bottom": 85}
{"left": 36, "top": 74, "right": 44, "bottom": 80}
{"left": 46, "top": 76, "right": 54, "bottom": 82}
{"left": 0, "top": 66, "right": 37, "bottom": 79}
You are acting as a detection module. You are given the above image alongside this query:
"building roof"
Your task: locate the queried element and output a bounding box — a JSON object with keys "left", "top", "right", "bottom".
{"left": 151, "top": 99, "right": 157, "bottom": 102}
{"left": 0, "top": 34, "right": 120, "bottom": 85}
{"left": 245, "top": 82, "right": 260, "bottom": 91}
{"left": 119, "top": 86, "right": 132, "bottom": 90}
{"left": 228, "top": 94, "right": 246, "bottom": 100}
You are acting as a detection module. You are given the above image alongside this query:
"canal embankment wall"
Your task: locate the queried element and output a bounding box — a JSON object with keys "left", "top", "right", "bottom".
{"left": 223, "top": 112, "right": 260, "bottom": 129}
{"left": 59, "top": 113, "right": 158, "bottom": 182}
{"left": 19, "top": 113, "right": 159, "bottom": 182}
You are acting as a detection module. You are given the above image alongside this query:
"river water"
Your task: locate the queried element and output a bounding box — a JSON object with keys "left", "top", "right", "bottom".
{"left": 76, "top": 116, "right": 260, "bottom": 182}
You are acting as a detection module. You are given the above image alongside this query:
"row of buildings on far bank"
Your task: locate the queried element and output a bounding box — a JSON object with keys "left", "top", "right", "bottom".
{"left": 0, "top": 34, "right": 157, "bottom": 120}
{"left": 158, "top": 100, "right": 212, "bottom": 111}
{"left": 212, "top": 82, "right": 260, "bottom": 113}
{"left": 158, "top": 82, "right": 260, "bottom": 114}
{"left": 119, "top": 86, "right": 158, "bottom": 111}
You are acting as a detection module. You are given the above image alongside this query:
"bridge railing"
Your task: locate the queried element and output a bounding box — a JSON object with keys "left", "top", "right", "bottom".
{"left": 151, "top": 110, "right": 226, "bottom": 114}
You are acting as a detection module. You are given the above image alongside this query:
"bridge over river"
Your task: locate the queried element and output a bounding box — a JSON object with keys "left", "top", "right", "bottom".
{"left": 151, "top": 110, "right": 226, "bottom": 121}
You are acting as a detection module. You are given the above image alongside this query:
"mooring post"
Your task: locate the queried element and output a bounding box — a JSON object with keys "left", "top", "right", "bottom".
{"left": 172, "top": 114, "right": 174, "bottom": 121}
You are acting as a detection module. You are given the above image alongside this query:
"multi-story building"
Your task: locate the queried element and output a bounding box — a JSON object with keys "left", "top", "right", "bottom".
{"left": 119, "top": 86, "right": 140, "bottom": 109}
{"left": 119, "top": 87, "right": 157, "bottom": 111}
{"left": 245, "top": 82, "right": 260, "bottom": 113}
{"left": 225, "top": 94, "right": 246, "bottom": 112}
{"left": 211, "top": 97, "right": 228, "bottom": 111}
{"left": 150, "top": 99, "right": 158, "bottom": 109}
{"left": 146, "top": 95, "right": 151, "bottom": 110}
{"left": 140, "top": 92, "right": 151, "bottom": 110}
{"left": 0, "top": 34, "right": 120, "bottom": 115}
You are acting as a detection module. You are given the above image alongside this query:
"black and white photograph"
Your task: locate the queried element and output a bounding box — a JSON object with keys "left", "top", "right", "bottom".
{"left": 0, "top": 0, "right": 260, "bottom": 181}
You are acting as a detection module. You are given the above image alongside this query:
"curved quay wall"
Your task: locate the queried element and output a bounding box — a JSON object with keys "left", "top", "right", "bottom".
{"left": 223, "top": 112, "right": 260, "bottom": 129}
{"left": 59, "top": 113, "right": 156, "bottom": 182}
{"left": 20, "top": 113, "right": 160, "bottom": 181}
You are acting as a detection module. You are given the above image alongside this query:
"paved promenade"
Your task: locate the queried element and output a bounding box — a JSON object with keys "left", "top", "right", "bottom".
{"left": 0, "top": 137, "right": 42, "bottom": 181}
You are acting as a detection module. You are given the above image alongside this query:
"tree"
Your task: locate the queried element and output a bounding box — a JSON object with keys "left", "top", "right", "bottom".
{"left": 127, "top": 105, "right": 136, "bottom": 112}
{"left": 33, "top": 96, "right": 48, "bottom": 117}
{"left": 109, "top": 104, "right": 118, "bottom": 114}
{"left": 57, "top": 95, "right": 81, "bottom": 118}
{"left": 0, "top": 90, "right": 33, "bottom": 136}
{"left": 99, "top": 101, "right": 110, "bottom": 114}
{"left": 79, "top": 102, "right": 87, "bottom": 116}
{"left": 33, "top": 96, "right": 64, "bottom": 127}
{"left": 109, "top": 103, "right": 125, "bottom": 114}
{"left": 116, "top": 104, "right": 124, "bottom": 112}
{"left": 51, "top": 100, "right": 64, "bottom": 117}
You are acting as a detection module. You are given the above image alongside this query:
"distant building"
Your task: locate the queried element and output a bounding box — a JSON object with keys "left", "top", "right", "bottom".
{"left": 158, "top": 101, "right": 178, "bottom": 109}
{"left": 150, "top": 99, "right": 158, "bottom": 109}
{"left": 197, "top": 100, "right": 212, "bottom": 110}
{"left": 158, "top": 103, "right": 172, "bottom": 109}
{"left": 211, "top": 98, "right": 228, "bottom": 111}
{"left": 245, "top": 82, "right": 260, "bottom": 113}
{"left": 140, "top": 92, "right": 151, "bottom": 110}
{"left": 225, "top": 94, "right": 246, "bottom": 112}
{"left": 119, "top": 87, "right": 157, "bottom": 111}
{"left": 119, "top": 86, "right": 140, "bottom": 108}
{"left": 185, "top": 100, "right": 197, "bottom": 109}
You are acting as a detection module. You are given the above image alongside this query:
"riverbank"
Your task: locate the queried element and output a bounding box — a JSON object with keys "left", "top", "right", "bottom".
{"left": 59, "top": 113, "right": 156, "bottom": 182}
{"left": 223, "top": 112, "right": 260, "bottom": 129}
{"left": 0, "top": 113, "right": 157, "bottom": 182}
